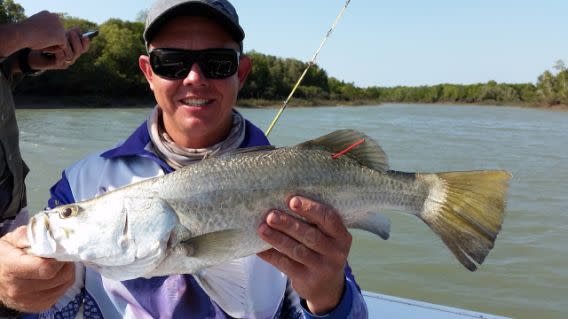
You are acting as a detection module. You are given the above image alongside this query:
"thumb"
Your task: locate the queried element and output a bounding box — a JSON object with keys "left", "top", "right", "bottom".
{"left": 1, "top": 226, "right": 30, "bottom": 249}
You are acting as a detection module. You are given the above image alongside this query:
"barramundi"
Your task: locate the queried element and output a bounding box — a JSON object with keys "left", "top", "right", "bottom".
{"left": 27, "top": 129, "right": 511, "bottom": 281}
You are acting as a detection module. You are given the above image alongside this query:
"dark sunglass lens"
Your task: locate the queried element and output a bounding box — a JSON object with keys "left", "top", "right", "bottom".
{"left": 150, "top": 50, "right": 192, "bottom": 79}
{"left": 199, "top": 50, "right": 239, "bottom": 79}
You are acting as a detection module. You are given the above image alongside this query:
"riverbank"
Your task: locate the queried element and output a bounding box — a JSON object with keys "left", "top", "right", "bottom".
{"left": 13, "top": 95, "right": 156, "bottom": 109}
{"left": 13, "top": 95, "right": 380, "bottom": 109}
{"left": 13, "top": 94, "right": 568, "bottom": 110}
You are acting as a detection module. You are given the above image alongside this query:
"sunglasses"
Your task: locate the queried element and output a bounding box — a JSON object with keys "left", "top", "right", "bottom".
{"left": 149, "top": 48, "right": 240, "bottom": 80}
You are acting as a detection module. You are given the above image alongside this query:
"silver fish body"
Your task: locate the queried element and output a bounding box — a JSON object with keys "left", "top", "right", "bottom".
{"left": 27, "top": 130, "right": 511, "bottom": 281}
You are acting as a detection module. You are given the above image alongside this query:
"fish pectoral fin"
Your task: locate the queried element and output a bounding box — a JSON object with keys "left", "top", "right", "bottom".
{"left": 296, "top": 129, "right": 389, "bottom": 171}
{"left": 350, "top": 212, "right": 391, "bottom": 240}
{"left": 182, "top": 229, "right": 264, "bottom": 259}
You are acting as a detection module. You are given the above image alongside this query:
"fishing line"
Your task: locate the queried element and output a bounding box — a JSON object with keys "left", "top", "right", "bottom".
{"left": 265, "top": 0, "right": 353, "bottom": 136}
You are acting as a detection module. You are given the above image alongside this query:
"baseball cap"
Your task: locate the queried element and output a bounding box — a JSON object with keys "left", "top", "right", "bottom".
{"left": 143, "top": 0, "right": 245, "bottom": 46}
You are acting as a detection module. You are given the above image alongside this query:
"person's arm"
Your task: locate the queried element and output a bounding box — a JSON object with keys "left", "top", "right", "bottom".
{"left": 0, "top": 11, "right": 91, "bottom": 76}
{"left": 0, "top": 11, "right": 66, "bottom": 59}
{"left": 257, "top": 196, "right": 368, "bottom": 318}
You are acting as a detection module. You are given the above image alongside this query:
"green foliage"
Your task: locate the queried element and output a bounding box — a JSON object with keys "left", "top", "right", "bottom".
{"left": 16, "top": 16, "right": 149, "bottom": 98}
{"left": 0, "top": 0, "right": 25, "bottom": 23}
{"left": 7, "top": 0, "right": 565, "bottom": 107}
{"left": 536, "top": 61, "right": 568, "bottom": 105}
{"left": 241, "top": 51, "right": 331, "bottom": 100}
{"left": 94, "top": 19, "right": 146, "bottom": 96}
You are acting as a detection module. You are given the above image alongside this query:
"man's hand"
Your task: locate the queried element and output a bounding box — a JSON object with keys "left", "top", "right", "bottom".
{"left": 257, "top": 196, "right": 352, "bottom": 315}
{"left": 0, "top": 226, "right": 75, "bottom": 312}
{"left": 28, "top": 28, "right": 92, "bottom": 71}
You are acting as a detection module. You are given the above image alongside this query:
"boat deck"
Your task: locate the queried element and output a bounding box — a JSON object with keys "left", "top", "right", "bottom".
{"left": 363, "top": 291, "right": 511, "bottom": 319}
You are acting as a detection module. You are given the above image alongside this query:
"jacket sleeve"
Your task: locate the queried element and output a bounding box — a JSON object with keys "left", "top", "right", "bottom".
{"left": 0, "top": 51, "right": 24, "bottom": 87}
{"left": 278, "top": 264, "right": 368, "bottom": 319}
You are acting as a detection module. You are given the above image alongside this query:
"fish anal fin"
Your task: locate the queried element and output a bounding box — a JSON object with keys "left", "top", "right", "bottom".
{"left": 349, "top": 212, "right": 391, "bottom": 240}
{"left": 297, "top": 129, "right": 389, "bottom": 171}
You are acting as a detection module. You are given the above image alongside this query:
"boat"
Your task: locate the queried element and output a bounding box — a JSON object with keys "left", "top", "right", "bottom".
{"left": 363, "top": 291, "right": 511, "bottom": 318}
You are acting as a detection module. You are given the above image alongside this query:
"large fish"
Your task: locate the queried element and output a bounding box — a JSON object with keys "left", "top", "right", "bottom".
{"left": 27, "top": 130, "right": 511, "bottom": 281}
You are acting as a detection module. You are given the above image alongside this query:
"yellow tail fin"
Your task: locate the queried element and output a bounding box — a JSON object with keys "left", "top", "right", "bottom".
{"left": 417, "top": 170, "right": 512, "bottom": 271}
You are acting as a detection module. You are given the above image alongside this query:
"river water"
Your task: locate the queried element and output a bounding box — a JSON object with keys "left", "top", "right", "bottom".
{"left": 16, "top": 103, "right": 568, "bottom": 319}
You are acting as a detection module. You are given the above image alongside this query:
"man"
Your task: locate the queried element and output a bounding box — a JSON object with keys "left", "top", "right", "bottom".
{"left": 0, "top": 10, "right": 91, "bottom": 316}
{"left": 29, "top": 0, "right": 368, "bottom": 318}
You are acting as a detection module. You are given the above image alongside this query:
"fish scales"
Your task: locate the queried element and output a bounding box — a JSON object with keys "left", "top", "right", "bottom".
{"left": 159, "top": 147, "right": 427, "bottom": 235}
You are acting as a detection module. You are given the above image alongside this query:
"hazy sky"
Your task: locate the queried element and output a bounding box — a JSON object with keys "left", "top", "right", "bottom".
{"left": 16, "top": 0, "right": 568, "bottom": 87}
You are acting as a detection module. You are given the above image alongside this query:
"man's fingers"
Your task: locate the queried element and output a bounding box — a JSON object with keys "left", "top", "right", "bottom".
{"left": 6, "top": 256, "right": 66, "bottom": 281}
{"left": 22, "top": 262, "right": 75, "bottom": 292}
{"left": 264, "top": 211, "right": 339, "bottom": 257}
{"left": 288, "top": 196, "right": 350, "bottom": 238}
{"left": 3, "top": 262, "right": 74, "bottom": 298}
{"left": 6, "top": 279, "right": 73, "bottom": 313}
{"left": 0, "top": 240, "right": 66, "bottom": 281}
{"left": 258, "top": 221, "right": 323, "bottom": 268}
{"left": 66, "top": 28, "right": 83, "bottom": 55}
{"left": 257, "top": 248, "right": 305, "bottom": 276}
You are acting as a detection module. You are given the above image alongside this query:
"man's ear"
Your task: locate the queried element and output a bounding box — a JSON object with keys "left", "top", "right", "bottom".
{"left": 139, "top": 55, "right": 155, "bottom": 91}
{"left": 237, "top": 55, "right": 252, "bottom": 91}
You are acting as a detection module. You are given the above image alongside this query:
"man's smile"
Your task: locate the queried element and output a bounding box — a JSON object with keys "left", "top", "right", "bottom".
{"left": 180, "top": 98, "right": 213, "bottom": 106}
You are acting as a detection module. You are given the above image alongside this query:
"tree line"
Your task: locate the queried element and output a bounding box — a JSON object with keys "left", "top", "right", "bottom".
{"left": 3, "top": 0, "right": 567, "bottom": 107}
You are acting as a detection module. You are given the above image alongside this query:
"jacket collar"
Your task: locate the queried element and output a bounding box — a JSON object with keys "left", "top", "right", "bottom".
{"left": 100, "top": 119, "right": 270, "bottom": 173}
{"left": 100, "top": 121, "right": 173, "bottom": 172}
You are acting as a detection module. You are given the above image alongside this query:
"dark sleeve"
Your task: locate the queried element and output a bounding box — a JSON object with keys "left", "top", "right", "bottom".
{"left": 0, "top": 162, "right": 12, "bottom": 216}
{"left": 277, "top": 264, "right": 368, "bottom": 319}
{"left": 299, "top": 264, "right": 368, "bottom": 319}
{"left": 0, "top": 51, "right": 23, "bottom": 87}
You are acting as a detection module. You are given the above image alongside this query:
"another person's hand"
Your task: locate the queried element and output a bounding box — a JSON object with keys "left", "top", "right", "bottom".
{"left": 257, "top": 196, "right": 352, "bottom": 315}
{"left": 0, "top": 226, "right": 75, "bottom": 312}
{"left": 28, "top": 28, "right": 92, "bottom": 71}
{"left": 18, "top": 11, "right": 66, "bottom": 51}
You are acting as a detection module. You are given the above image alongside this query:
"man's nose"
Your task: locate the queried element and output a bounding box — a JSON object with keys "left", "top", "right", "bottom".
{"left": 183, "top": 63, "right": 208, "bottom": 85}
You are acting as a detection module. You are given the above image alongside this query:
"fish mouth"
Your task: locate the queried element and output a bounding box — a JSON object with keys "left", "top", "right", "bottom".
{"left": 27, "top": 213, "right": 57, "bottom": 256}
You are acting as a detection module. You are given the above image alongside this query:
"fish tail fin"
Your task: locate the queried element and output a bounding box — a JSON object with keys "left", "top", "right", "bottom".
{"left": 417, "top": 170, "right": 512, "bottom": 271}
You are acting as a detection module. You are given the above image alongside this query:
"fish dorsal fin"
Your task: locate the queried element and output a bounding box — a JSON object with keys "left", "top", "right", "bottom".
{"left": 297, "top": 129, "right": 389, "bottom": 171}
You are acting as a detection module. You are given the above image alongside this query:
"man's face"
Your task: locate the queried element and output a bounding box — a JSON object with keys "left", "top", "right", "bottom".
{"left": 139, "top": 16, "right": 251, "bottom": 148}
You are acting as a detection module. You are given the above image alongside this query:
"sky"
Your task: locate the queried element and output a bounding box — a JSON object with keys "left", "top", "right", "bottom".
{"left": 15, "top": 0, "right": 568, "bottom": 87}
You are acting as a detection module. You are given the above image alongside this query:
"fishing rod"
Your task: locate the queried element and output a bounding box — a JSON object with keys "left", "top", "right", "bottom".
{"left": 264, "top": 0, "right": 353, "bottom": 136}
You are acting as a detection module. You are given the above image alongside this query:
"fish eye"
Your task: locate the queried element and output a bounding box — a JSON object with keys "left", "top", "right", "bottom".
{"left": 59, "top": 206, "right": 78, "bottom": 219}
